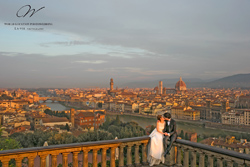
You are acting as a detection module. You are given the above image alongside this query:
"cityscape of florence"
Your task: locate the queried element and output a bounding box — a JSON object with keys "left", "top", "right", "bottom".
{"left": 1, "top": 0, "right": 250, "bottom": 167}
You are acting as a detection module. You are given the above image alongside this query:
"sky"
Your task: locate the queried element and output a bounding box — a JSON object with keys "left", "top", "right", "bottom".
{"left": 0, "top": 0, "right": 250, "bottom": 88}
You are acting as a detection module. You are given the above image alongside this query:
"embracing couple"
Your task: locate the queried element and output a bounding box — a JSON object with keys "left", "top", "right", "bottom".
{"left": 147, "top": 112, "right": 177, "bottom": 166}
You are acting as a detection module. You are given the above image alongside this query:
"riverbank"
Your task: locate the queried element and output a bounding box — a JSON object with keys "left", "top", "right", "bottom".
{"left": 107, "top": 111, "right": 204, "bottom": 125}
{"left": 106, "top": 112, "right": 250, "bottom": 139}
{"left": 107, "top": 112, "right": 250, "bottom": 134}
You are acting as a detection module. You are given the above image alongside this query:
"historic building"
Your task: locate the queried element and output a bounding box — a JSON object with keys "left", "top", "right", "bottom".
{"left": 154, "top": 77, "right": 187, "bottom": 95}
{"left": 159, "top": 81, "right": 163, "bottom": 95}
{"left": 221, "top": 109, "right": 250, "bottom": 125}
{"left": 108, "top": 78, "right": 136, "bottom": 98}
{"left": 175, "top": 77, "right": 187, "bottom": 94}
{"left": 171, "top": 106, "right": 200, "bottom": 120}
{"left": 201, "top": 136, "right": 250, "bottom": 153}
{"left": 193, "top": 100, "right": 230, "bottom": 123}
{"left": 236, "top": 95, "right": 250, "bottom": 108}
{"left": 74, "top": 111, "right": 105, "bottom": 130}
{"left": 0, "top": 100, "right": 29, "bottom": 109}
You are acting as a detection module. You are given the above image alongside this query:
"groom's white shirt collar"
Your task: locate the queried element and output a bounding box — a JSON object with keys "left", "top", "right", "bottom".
{"left": 167, "top": 119, "right": 171, "bottom": 125}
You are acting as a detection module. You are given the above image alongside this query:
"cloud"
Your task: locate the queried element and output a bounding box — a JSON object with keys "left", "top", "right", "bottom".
{"left": 40, "top": 41, "right": 92, "bottom": 47}
{"left": 73, "top": 60, "right": 107, "bottom": 64}
{"left": 86, "top": 68, "right": 106, "bottom": 72}
{"left": 120, "top": 67, "right": 181, "bottom": 76}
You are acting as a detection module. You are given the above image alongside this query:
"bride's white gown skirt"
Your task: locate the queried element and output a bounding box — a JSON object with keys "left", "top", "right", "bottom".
{"left": 147, "top": 128, "right": 165, "bottom": 166}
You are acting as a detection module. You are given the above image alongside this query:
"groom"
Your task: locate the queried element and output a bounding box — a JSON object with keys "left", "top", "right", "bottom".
{"left": 163, "top": 112, "right": 177, "bottom": 156}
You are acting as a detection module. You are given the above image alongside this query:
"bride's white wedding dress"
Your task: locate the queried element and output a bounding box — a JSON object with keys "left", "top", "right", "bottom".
{"left": 147, "top": 121, "right": 165, "bottom": 166}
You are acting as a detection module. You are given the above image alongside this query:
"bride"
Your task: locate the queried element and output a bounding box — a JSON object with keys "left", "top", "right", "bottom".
{"left": 147, "top": 115, "right": 167, "bottom": 166}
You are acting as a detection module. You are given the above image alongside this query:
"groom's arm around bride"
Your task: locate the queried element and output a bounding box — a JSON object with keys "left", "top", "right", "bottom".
{"left": 163, "top": 112, "right": 177, "bottom": 156}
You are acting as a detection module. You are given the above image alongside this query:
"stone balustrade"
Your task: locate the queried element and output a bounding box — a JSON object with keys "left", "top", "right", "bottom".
{"left": 168, "top": 139, "right": 250, "bottom": 167}
{"left": 1, "top": 136, "right": 250, "bottom": 167}
{"left": 0, "top": 136, "right": 149, "bottom": 167}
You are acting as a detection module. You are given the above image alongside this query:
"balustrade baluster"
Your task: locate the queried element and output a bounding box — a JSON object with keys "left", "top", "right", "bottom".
{"left": 183, "top": 148, "right": 189, "bottom": 167}
{"left": 198, "top": 152, "right": 205, "bottom": 167}
{"left": 28, "top": 156, "right": 36, "bottom": 167}
{"left": 217, "top": 158, "right": 223, "bottom": 167}
{"left": 119, "top": 145, "right": 125, "bottom": 167}
{"left": 176, "top": 146, "right": 182, "bottom": 167}
{"left": 51, "top": 154, "right": 58, "bottom": 167}
{"left": 111, "top": 147, "right": 116, "bottom": 167}
{"left": 134, "top": 143, "right": 140, "bottom": 166}
{"left": 226, "top": 160, "right": 234, "bottom": 167}
{"left": 62, "top": 153, "right": 69, "bottom": 167}
{"left": 40, "top": 155, "right": 47, "bottom": 167}
{"left": 237, "top": 163, "right": 245, "bottom": 167}
{"left": 1, "top": 159, "right": 10, "bottom": 167}
{"left": 126, "top": 144, "right": 133, "bottom": 167}
{"left": 73, "top": 152, "right": 80, "bottom": 167}
{"left": 15, "top": 157, "right": 23, "bottom": 167}
{"left": 208, "top": 154, "right": 214, "bottom": 167}
{"left": 234, "top": 159, "right": 245, "bottom": 167}
{"left": 92, "top": 149, "right": 98, "bottom": 167}
{"left": 83, "top": 149, "right": 90, "bottom": 167}
{"left": 245, "top": 160, "right": 250, "bottom": 167}
{"left": 142, "top": 142, "right": 148, "bottom": 165}
{"left": 245, "top": 148, "right": 249, "bottom": 154}
{"left": 102, "top": 148, "right": 108, "bottom": 167}
{"left": 190, "top": 149, "right": 196, "bottom": 167}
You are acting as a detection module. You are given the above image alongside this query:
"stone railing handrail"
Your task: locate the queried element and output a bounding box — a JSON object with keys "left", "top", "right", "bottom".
{"left": 176, "top": 139, "right": 250, "bottom": 161}
{"left": 0, "top": 136, "right": 150, "bottom": 155}
{"left": 0, "top": 136, "right": 150, "bottom": 167}
{"left": 1, "top": 136, "right": 250, "bottom": 167}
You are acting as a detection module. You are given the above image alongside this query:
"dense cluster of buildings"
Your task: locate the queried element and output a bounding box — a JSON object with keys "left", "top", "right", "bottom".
{"left": 1, "top": 77, "right": 250, "bottom": 138}
{"left": 46, "top": 78, "right": 250, "bottom": 125}
{"left": 0, "top": 89, "right": 106, "bottom": 138}
{"left": 201, "top": 136, "right": 250, "bottom": 154}
{"left": 44, "top": 78, "right": 250, "bottom": 127}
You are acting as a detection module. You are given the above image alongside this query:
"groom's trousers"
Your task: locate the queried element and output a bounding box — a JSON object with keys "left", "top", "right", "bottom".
{"left": 164, "top": 133, "right": 177, "bottom": 154}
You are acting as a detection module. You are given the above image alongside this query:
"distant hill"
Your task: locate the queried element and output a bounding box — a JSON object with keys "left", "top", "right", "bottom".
{"left": 122, "top": 73, "right": 250, "bottom": 88}
{"left": 204, "top": 73, "right": 250, "bottom": 88}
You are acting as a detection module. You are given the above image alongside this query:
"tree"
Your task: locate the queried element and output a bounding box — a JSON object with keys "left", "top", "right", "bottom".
{"left": 65, "top": 123, "right": 70, "bottom": 131}
{"left": 184, "top": 132, "right": 189, "bottom": 140}
{"left": 0, "top": 125, "right": 3, "bottom": 137}
{"left": 0, "top": 94, "right": 13, "bottom": 100}
{"left": 179, "top": 130, "right": 184, "bottom": 139}
{"left": 113, "top": 115, "right": 121, "bottom": 126}
{"left": 0, "top": 138, "right": 22, "bottom": 151}
{"left": 13, "top": 91, "right": 16, "bottom": 97}
{"left": 97, "top": 102, "right": 102, "bottom": 108}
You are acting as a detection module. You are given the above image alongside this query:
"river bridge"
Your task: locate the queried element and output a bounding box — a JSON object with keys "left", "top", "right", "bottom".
{"left": 39, "top": 97, "right": 65, "bottom": 103}
{"left": 0, "top": 136, "right": 250, "bottom": 167}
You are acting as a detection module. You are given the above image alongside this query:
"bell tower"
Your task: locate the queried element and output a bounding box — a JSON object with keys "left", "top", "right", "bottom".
{"left": 70, "top": 108, "right": 75, "bottom": 128}
{"left": 110, "top": 78, "right": 114, "bottom": 91}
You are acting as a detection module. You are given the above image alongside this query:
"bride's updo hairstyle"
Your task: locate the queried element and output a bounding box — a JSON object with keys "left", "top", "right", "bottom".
{"left": 157, "top": 115, "right": 162, "bottom": 121}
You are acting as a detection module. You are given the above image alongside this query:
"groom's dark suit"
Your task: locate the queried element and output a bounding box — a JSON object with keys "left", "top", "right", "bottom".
{"left": 163, "top": 118, "right": 177, "bottom": 155}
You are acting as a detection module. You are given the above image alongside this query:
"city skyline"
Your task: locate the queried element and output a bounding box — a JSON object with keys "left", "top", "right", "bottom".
{"left": 1, "top": 0, "right": 250, "bottom": 88}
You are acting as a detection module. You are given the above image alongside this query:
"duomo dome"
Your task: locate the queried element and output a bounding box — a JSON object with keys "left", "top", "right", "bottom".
{"left": 175, "top": 77, "right": 187, "bottom": 91}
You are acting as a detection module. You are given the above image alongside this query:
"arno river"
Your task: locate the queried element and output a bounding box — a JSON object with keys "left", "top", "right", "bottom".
{"left": 43, "top": 101, "right": 246, "bottom": 138}
{"left": 108, "top": 114, "right": 246, "bottom": 138}
{"left": 40, "top": 101, "right": 69, "bottom": 111}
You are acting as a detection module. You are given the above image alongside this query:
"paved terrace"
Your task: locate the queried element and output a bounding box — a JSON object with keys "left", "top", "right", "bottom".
{"left": 0, "top": 136, "right": 250, "bottom": 167}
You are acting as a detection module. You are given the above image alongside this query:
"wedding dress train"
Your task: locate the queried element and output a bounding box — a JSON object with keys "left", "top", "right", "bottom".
{"left": 147, "top": 122, "right": 165, "bottom": 166}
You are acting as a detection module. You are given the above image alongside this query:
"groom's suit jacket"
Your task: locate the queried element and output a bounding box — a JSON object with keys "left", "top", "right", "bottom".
{"left": 163, "top": 119, "right": 177, "bottom": 137}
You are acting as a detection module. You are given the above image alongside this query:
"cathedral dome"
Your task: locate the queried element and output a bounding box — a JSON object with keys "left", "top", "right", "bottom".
{"left": 175, "top": 77, "right": 187, "bottom": 91}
